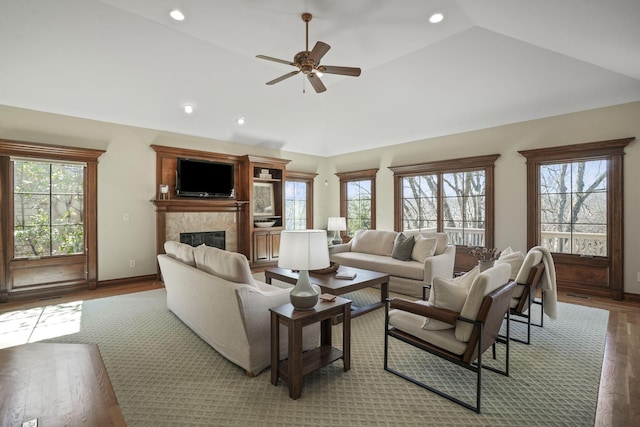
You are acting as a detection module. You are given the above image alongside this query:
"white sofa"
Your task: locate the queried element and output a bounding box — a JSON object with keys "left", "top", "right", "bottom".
{"left": 329, "top": 229, "right": 456, "bottom": 297}
{"left": 158, "top": 241, "right": 319, "bottom": 376}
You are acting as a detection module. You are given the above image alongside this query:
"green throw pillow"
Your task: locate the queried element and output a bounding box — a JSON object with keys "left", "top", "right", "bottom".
{"left": 392, "top": 233, "right": 415, "bottom": 261}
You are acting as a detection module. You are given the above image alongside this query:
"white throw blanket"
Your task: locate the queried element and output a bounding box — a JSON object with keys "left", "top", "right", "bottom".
{"left": 531, "top": 245, "right": 558, "bottom": 319}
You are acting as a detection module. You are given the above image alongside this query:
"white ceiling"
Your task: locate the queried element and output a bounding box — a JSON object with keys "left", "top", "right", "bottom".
{"left": 1, "top": 0, "right": 639, "bottom": 156}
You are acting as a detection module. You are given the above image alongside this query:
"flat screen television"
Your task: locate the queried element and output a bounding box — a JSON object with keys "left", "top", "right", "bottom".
{"left": 176, "top": 158, "right": 234, "bottom": 198}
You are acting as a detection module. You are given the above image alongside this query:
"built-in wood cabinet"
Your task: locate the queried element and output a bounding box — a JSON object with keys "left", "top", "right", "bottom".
{"left": 242, "top": 155, "right": 290, "bottom": 266}
{"left": 151, "top": 146, "right": 290, "bottom": 267}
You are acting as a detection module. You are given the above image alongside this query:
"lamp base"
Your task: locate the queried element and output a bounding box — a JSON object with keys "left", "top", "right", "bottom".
{"left": 290, "top": 270, "right": 319, "bottom": 310}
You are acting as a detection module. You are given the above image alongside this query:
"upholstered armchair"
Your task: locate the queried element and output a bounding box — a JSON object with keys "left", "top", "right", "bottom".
{"left": 504, "top": 247, "right": 555, "bottom": 344}
{"left": 384, "top": 264, "right": 514, "bottom": 413}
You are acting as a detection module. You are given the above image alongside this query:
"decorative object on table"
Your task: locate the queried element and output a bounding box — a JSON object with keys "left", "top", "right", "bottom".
{"left": 310, "top": 261, "right": 339, "bottom": 274}
{"left": 159, "top": 184, "right": 170, "bottom": 200}
{"left": 336, "top": 270, "right": 357, "bottom": 280}
{"left": 327, "top": 216, "right": 347, "bottom": 245}
{"left": 254, "top": 220, "right": 276, "bottom": 228}
{"left": 278, "top": 230, "right": 330, "bottom": 310}
{"left": 469, "top": 246, "right": 501, "bottom": 272}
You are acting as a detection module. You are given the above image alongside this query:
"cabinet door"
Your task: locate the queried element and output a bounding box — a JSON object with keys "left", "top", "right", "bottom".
{"left": 269, "top": 232, "right": 281, "bottom": 260}
{"left": 253, "top": 232, "right": 269, "bottom": 261}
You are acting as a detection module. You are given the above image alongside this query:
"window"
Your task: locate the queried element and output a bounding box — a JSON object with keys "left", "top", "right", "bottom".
{"left": 391, "top": 155, "right": 499, "bottom": 249}
{"left": 284, "top": 171, "right": 316, "bottom": 230}
{"left": 539, "top": 160, "right": 607, "bottom": 256}
{"left": 336, "top": 169, "right": 377, "bottom": 237}
{"left": 519, "top": 137, "right": 633, "bottom": 299}
{"left": 13, "top": 160, "right": 85, "bottom": 258}
{"left": 1, "top": 139, "right": 104, "bottom": 301}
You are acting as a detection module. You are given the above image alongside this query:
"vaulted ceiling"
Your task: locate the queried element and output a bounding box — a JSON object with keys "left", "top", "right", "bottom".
{"left": 2, "top": 0, "right": 639, "bottom": 156}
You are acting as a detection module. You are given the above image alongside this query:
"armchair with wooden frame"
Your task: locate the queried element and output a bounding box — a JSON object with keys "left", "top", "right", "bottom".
{"left": 505, "top": 248, "right": 546, "bottom": 345}
{"left": 384, "top": 264, "right": 515, "bottom": 413}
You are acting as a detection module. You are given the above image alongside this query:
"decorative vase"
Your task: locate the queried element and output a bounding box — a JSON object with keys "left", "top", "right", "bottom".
{"left": 290, "top": 270, "right": 319, "bottom": 310}
{"left": 478, "top": 260, "right": 495, "bottom": 272}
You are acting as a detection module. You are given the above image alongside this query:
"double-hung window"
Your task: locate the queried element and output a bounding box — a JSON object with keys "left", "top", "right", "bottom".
{"left": 336, "top": 169, "right": 377, "bottom": 237}
{"left": 284, "top": 171, "right": 316, "bottom": 230}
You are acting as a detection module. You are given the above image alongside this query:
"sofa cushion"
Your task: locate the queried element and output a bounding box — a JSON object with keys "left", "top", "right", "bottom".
{"left": 164, "top": 241, "right": 196, "bottom": 266}
{"left": 392, "top": 233, "right": 415, "bottom": 261}
{"left": 330, "top": 252, "right": 424, "bottom": 281}
{"left": 350, "top": 229, "right": 397, "bottom": 256}
{"left": 194, "top": 245, "right": 257, "bottom": 287}
{"left": 411, "top": 235, "right": 437, "bottom": 263}
{"left": 404, "top": 231, "right": 448, "bottom": 255}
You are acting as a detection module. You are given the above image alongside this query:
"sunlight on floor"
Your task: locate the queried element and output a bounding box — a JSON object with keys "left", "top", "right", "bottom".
{"left": 0, "top": 301, "right": 83, "bottom": 349}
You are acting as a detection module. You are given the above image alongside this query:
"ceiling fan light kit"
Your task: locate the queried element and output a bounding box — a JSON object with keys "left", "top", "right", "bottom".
{"left": 256, "top": 13, "right": 361, "bottom": 93}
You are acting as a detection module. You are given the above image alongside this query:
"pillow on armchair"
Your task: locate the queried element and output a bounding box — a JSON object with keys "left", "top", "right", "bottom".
{"left": 421, "top": 267, "right": 479, "bottom": 331}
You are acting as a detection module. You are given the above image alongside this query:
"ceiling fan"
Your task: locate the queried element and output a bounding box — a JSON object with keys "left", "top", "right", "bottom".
{"left": 256, "top": 13, "right": 361, "bottom": 93}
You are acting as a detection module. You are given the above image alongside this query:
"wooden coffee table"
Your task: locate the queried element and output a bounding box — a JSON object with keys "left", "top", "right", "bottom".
{"left": 264, "top": 266, "right": 389, "bottom": 318}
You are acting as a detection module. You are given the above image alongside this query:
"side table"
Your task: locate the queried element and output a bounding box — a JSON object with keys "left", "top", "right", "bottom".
{"left": 270, "top": 297, "right": 351, "bottom": 399}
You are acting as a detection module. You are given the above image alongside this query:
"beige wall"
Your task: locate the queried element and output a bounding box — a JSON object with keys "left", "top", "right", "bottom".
{"left": 1, "top": 102, "right": 638, "bottom": 294}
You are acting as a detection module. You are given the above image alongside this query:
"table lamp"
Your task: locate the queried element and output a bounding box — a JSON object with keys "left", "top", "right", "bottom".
{"left": 327, "top": 217, "right": 347, "bottom": 245}
{"left": 278, "top": 230, "right": 330, "bottom": 310}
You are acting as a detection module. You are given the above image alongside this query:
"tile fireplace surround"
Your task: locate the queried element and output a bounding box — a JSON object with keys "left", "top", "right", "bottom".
{"left": 165, "top": 212, "right": 238, "bottom": 252}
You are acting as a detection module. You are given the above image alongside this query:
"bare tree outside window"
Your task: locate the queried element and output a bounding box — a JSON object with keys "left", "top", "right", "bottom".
{"left": 402, "top": 170, "right": 486, "bottom": 246}
{"left": 539, "top": 160, "right": 607, "bottom": 256}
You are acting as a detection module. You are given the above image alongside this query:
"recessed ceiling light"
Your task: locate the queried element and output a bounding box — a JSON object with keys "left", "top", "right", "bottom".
{"left": 237, "top": 117, "right": 245, "bottom": 125}
{"left": 183, "top": 104, "right": 194, "bottom": 114}
{"left": 170, "top": 9, "right": 185, "bottom": 21}
{"left": 429, "top": 13, "right": 444, "bottom": 24}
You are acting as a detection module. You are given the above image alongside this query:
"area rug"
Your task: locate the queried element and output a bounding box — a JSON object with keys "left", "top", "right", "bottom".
{"left": 40, "top": 287, "right": 608, "bottom": 426}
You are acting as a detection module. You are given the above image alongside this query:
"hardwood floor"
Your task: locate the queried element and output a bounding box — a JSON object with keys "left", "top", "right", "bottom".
{"left": 556, "top": 291, "right": 640, "bottom": 427}
{"left": 0, "top": 282, "right": 637, "bottom": 426}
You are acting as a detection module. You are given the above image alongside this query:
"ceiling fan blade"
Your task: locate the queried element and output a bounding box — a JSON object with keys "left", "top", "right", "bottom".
{"left": 307, "top": 41, "right": 331, "bottom": 65}
{"left": 318, "top": 65, "right": 361, "bottom": 77}
{"left": 256, "top": 55, "right": 295, "bottom": 66}
{"left": 266, "top": 70, "right": 300, "bottom": 85}
{"left": 307, "top": 73, "right": 326, "bottom": 93}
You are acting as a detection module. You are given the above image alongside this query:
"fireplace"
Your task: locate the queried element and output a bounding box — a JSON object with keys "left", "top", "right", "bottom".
{"left": 180, "top": 231, "right": 225, "bottom": 250}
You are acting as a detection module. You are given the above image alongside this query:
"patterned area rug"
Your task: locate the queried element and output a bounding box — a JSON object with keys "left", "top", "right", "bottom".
{"left": 41, "top": 286, "right": 607, "bottom": 426}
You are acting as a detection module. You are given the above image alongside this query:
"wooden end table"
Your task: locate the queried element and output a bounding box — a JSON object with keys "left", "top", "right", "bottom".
{"left": 270, "top": 297, "right": 351, "bottom": 399}
{"left": 265, "top": 267, "right": 389, "bottom": 318}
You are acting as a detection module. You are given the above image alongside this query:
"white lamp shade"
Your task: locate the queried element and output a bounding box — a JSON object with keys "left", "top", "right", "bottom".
{"left": 278, "top": 230, "right": 330, "bottom": 271}
{"left": 327, "top": 217, "right": 347, "bottom": 231}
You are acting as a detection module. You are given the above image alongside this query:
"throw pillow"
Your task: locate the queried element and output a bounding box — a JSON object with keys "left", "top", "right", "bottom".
{"left": 194, "top": 245, "right": 257, "bottom": 287}
{"left": 392, "top": 233, "right": 415, "bottom": 261}
{"left": 164, "top": 241, "right": 196, "bottom": 266}
{"left": 411, "top": 235, "right": 437, "bottom": 263}
{"left": 495, "top": 248, "right": 525, "bottom": 280}
{"left": 421, "top": 276, "right": 470, "bottom": 330}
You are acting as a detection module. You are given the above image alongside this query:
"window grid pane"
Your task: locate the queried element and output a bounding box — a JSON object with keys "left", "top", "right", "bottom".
{"left": 539, "top": 160, "right": 608, "bottom": 256}
{"left": 403, "top": 171, "right": 486, "bottom": 245}
{"left": 345, "top": 179, "right": 372, "bottom": 235}
{"left": 13, "top": 160, "right": 85, "bottom": 258}
{"left": 285, "top": 181, "right": 308, "bottom": 230}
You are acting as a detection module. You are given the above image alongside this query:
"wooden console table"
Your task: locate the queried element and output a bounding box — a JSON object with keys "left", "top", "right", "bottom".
{"left": 270, "top": 297, "right": 351, "bottom": 399}
{"left": 0, "top": 343, "right": 125, "bottom": 426}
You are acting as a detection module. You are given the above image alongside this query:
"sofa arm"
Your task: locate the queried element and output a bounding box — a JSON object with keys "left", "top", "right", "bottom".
{"left": 423, "top": 244, "right": 456, "bottom": 285}
{"left": 329, "top": 242, "right": 352, "bottom": 254}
